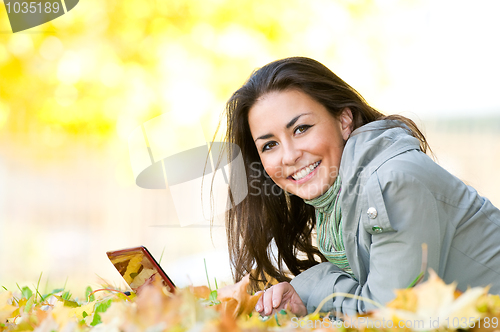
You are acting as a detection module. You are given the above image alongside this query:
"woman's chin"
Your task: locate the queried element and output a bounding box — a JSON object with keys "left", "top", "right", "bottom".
{"left": 293, "top": 186, "right": 329, "bottom": 200}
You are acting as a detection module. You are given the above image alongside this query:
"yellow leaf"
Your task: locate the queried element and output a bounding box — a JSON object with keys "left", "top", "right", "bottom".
{"left": 0, "top": 291, "right": 17, "bottom": 322}
{"left": 68, "top": 302, "right": 95, "bottom": 320}
{"left": 373, "top": 269, "right": 487, "bottom": 330}
{"left": 216, "top": 274, "right": 263, "bottom": 318}
{"left": 190, "top": 285, "right": 211, "bottom": 299}
{"left": 387, "top": 288, "right": 418, "bottom": 312}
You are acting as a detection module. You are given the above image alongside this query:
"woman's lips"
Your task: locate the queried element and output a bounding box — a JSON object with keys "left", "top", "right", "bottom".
{"left": 288, "top": 161, "right": 321, "bottom": 183}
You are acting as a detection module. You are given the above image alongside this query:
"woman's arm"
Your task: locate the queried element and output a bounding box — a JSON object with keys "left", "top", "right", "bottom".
{"left": 288, "top": 168, "right": 444, "bottom": 317}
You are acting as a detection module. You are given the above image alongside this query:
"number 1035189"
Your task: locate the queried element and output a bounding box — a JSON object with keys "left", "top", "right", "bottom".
{"left": 444, "top": 317, "right": 499, "bottom": 329}
{"left": 5, "top": 2, "right": 60, "bottom": 14}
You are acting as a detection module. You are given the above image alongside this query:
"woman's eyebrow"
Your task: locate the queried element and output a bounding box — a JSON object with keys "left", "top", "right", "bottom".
{"left": 285, "top": 113, "right": 309, "bottom": 129}
{"left": 255, "top": 133, "right": 273, "bottom": 142}
{"left": 255, "top": 113, "right": 311, "bottom": 142}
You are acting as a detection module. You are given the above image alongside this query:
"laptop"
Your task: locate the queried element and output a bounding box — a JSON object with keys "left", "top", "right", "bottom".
{"left": 106, "top": 246, "right": 176, "bottom": 293}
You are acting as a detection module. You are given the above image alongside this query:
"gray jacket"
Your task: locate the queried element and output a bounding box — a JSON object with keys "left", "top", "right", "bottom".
{"left": 290, "top": 120, "right": 500, "bottom": 316}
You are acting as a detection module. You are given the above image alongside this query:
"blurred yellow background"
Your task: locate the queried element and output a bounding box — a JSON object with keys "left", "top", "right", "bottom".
{"left": 0, "top": 0, "right": 499, "bottom": 294}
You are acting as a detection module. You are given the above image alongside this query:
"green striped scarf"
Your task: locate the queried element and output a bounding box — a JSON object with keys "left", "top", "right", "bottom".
{"left": 304, "top": 176, "right": 355, "bottom": 278}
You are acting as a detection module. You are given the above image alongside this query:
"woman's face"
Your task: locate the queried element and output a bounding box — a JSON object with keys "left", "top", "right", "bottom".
{"left": 248, "top": 89, "right": 353, "bottom": 200}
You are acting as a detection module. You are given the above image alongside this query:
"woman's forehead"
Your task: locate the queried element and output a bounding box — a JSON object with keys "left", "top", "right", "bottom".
{"left": 248, "top": 90, "right": 326, "bottom": 131}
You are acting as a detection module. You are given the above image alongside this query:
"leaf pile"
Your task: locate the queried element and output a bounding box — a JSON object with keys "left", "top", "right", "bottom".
{"left": 1, "top": 270, "right": 500, "bottom": 331}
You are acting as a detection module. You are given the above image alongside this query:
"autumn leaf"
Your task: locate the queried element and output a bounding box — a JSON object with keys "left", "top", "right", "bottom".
{"left": 4, "top": 271, "right": 500, "bottom": 332}
{"left": 190, "top": 285, "right": 211, "bottom": 299}
{"left": 476, "top": 294, "right": 500, "bottom": 315}
{"left": 216, "top": 274, "right": 263, "bottom": 318}
{"left": 98, "top": 277, "right": 218, "bottom": 332}
{"left": 387, "top": 288, "right": 418, "bottom": 312}
{"left": 466, "top": 294, "right": 500, "bottom": 332}
{"left": 0, "top": 291, "right": 17, "bottom": 323}
{"left": 54, "top": 295, "right": 80, "bottom": 308}
{"left": 374, "top": 269, "right": 487, "bottom": 330}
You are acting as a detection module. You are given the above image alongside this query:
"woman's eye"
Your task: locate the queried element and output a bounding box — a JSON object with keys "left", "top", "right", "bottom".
{"left": 294, "top": 125, "right": 311, "bottom": 135}
{"left": 262, "top": 141, "right": 278, "bottom": 152}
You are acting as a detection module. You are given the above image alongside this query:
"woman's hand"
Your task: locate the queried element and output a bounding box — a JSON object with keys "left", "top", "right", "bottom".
{"left": 255, "top": 282, "right": 307, "bottom": 317}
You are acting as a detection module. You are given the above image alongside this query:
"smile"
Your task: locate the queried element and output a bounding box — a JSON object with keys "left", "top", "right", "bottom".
{"left": 290, "top": 161, "right": 321, "bottom": 181}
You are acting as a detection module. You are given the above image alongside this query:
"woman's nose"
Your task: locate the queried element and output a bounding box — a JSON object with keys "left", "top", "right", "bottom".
{"left": 281, "top": 142, "right": 301, "bottom": 166}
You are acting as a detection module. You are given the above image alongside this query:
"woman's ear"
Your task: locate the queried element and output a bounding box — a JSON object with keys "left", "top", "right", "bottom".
{"left": 340, "top": 107, "right": 354, "bottom": 140}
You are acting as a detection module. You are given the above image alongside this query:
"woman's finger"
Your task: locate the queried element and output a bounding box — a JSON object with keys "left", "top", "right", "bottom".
{"left": 258, "top": 288, "right": 277, "bottom": 315}
{"left": 254, "top": 291, "right": 264, "bottom": 312}
{"left": 262, "top": 288, "right": 274, "bottom": 315}
{"left": 260, "top": 283, "right": 291, "bottom": 315}
{"left": 270, "top": 283, "right": 287, "bottom": 309}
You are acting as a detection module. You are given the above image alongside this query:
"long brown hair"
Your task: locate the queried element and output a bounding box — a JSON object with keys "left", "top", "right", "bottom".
{"left": 219, "top": 57, "right": 430, "bottom": 291}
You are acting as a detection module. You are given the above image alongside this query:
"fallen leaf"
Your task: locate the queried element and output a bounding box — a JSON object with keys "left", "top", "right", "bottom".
{"left": 0, "top": 291, "right": 17, "bottom": 323}
{"left": 216, "top": 274, "right": 263, "bottom": 318}
{"left": 387, "top": 288, "right": 418, "bottom": 312}
{"left": 190, "top": 285, "right": 211, "bottom": 299}
{"left": 373, "top": 269, "right": 487, "bottom": 330}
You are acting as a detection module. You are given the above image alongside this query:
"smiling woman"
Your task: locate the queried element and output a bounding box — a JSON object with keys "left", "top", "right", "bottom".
{"left": 248, "top": 89, "right": 351, "bottom": 200}
{"left": 218, "top": 57, "right": 500, "bottom": 318}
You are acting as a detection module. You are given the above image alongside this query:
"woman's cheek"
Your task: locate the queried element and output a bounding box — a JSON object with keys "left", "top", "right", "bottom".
{"left": 272, "top": 165, "right": 287, "bottom": 179}
{"left": 262, "top": 158, "right": 283, "bottom": 178}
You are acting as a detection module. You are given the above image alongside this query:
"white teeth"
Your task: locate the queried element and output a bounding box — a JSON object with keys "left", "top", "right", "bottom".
{"left": 291, "top": 161, "right": 320, "bottom": 181}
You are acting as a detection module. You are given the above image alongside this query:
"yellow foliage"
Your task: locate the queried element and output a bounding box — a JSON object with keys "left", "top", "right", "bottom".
{"left": 387, "top": 288, "right": 418, "bottom": 312}
{"left": 2, "top": 273, "right": 500, "bottom": 331}
{"left": 0, "top": 0, "right": 376, "bottom": 149}
{"left": 216, "top": 274, "right": 263, "bottom": 319}
{"left": 0, "top": 291, "right": 17, "bottom": 323}
{"left": 373, "top": 270, "right": 487, "bottom": 330}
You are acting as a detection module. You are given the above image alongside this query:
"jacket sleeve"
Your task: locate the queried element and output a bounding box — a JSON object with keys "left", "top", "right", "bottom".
{"left": 290, "top": 169, "right": 443, "bottom": 317}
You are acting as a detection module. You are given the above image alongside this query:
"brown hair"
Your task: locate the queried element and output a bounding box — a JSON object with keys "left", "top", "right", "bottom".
{"left": 219, "top": 57, "right": 430, "bottom": 291}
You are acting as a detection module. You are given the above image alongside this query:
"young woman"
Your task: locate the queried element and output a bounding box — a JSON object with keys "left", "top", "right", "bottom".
{"left": 220, "top": 57, "right": 500, "bottom": 317}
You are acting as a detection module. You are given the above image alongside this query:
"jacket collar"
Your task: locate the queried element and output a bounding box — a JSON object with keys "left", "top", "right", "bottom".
{"left": 340, "top": 119, "right": 421, "bottom": 182}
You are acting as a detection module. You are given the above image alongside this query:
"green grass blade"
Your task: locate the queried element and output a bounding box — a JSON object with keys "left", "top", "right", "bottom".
{"left": 34, "top": 272, "right": 43, "bottom": 302}
{"left": 407, "top": 272, "right": 424, "bottom": 288}
{"left": 34, "top": 287, "right": 44, "bottom": 303}
{"left": 204, "top": 258, "right": 212, "bottom": 291}
{"left": 159, "top": 246, "right": 166, "bottom": 265}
